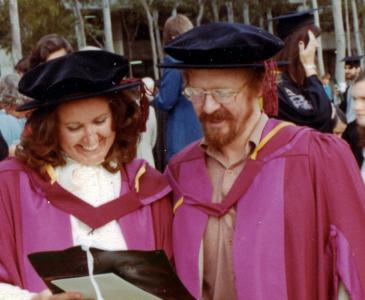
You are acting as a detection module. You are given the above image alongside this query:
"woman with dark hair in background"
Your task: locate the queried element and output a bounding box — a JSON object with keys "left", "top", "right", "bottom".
{"left": 14, "top": 56, "right": 30, "bottom": 76}
{"left": 28, "top": 33, "right": 73, "bottom": 69}
{"left": 274, "top": 10, "right": 335, "bottom": 132}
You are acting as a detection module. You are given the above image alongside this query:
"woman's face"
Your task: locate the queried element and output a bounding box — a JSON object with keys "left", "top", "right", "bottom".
{"left": 57, "top": 96, "right": 116, "bottom": 165}
{"left": 353, "top": 80, "right": 365, "bottom": 127}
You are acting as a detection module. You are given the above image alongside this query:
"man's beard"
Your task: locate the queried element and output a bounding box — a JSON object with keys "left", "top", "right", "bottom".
{"left": 199, "top": 107, "right": 238, "bottom": 150}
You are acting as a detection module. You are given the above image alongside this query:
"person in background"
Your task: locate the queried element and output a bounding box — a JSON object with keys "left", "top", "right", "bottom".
{"left": 28, "top": 33, "right": 73, "bottom": 69}
{"left": 321, "top": 73, "right": 334, "bottom": 100}
{"left": 155, "top": 14, "right": 202, "bottom": 164}
{"left": 0, "top": 50, "right": 172, "bottom": 300}
{"left": 14, "top": 56, "right": 30, "bottom": 76}
{"left": 332, "top": 106, "right": 347, "bottom": 138}
{"left": 340, "top": 55, "right": 363, "bottom": 123}
{"left": 137, "top": 77, "right": 157, "bottom": 167}
{"left": 343, "top": 71, "right": 365, "bottom": 180}
{"left": 0, "top": 74, "right": 30, "bottom": 155}
{"left": 0, "top": 74, "right": 27, "bottom": 150}
{"left": 161, "top": 22, "right": 365, "bottom": 299}
{"left": 273, "top": 10, "right": 335, "bottom": 132}
{"left": 0, "top": 74, "right": 29, "bottom": 121}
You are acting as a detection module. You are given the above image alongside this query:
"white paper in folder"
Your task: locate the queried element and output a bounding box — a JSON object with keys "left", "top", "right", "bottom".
{"left": 51, "top": 272, "right": 162, "bottom": 300}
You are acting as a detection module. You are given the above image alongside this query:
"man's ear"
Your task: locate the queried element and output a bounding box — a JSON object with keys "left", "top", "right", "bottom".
{"left": 256, "top": 85, "right": 264, "bottom": 99}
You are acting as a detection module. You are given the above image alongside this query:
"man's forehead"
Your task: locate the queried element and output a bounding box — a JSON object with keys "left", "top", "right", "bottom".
{"left": 345, "top": 64, "right": 360, "bottom": 69}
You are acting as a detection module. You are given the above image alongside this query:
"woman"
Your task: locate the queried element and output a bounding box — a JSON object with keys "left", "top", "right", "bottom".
{"left": 274, "top": 10, "right": 335, "bottom": 132}
{"left": 343, "top": 71, "right": 365, "bottom": 181}
{"left": 0, "top": 50, "right": 172, "bottom": 299}
{"left": 28, "top": 33, "right": 73, "bottom": 69}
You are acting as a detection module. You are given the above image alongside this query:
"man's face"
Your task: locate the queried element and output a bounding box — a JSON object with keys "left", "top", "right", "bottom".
{"left": 185, "top": 69, "right": 261, "bottom": 149}
{"left": 345, "top": 64, "right": 361, "bottom": 81}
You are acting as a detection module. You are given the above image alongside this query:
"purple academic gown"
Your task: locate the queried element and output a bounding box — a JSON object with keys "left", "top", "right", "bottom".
{"left": 165, "top": 118, "right": 365, "bottom": 300}
{"left": 0, "top": 158, "right": 172, "bottom": 293}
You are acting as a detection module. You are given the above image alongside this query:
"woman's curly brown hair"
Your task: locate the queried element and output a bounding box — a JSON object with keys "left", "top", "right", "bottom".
{"left": 15, "top": 91, "right": 142, "bottom": 179}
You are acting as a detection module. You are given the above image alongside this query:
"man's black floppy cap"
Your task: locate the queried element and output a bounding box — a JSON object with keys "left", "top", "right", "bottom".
{"left": 341, "top": 55, "right": 363, "bottom": 66}
{"left": 159, "top": 22, "right": 284, "bottom": 69}
{"left": 272, "top": 9, "right": 316, "bottom": 40}
{"left": 17, "top": 50, "right": 141, "bottom": 111}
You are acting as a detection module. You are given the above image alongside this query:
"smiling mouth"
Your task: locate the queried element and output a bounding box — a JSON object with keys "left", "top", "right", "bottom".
{"left": 83, "top": 145, "right": 99, "bottom": 151}
{"left": 77, "top": 143, "right": 102, "bottom": 153}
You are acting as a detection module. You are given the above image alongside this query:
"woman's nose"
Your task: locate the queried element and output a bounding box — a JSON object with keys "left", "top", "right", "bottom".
{"left": 83, "top": 127, "right": 98, "bottom": 145}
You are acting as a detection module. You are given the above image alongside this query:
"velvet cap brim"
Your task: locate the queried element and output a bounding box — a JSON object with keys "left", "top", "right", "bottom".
{"left": 17, "top": 50, "right": 138, "bottom": 112}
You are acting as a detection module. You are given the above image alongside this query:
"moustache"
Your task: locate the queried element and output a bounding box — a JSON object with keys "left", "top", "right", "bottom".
{"left": 199, "top": 108, "right": 234, "bottom": 123}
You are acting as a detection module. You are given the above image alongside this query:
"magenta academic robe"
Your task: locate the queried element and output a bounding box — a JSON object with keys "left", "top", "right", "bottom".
{"left": 0, "top": 158, "right": 172, "bottom": 293}
{"left": 165, "top": 119, "right": 365, "bottom": 300}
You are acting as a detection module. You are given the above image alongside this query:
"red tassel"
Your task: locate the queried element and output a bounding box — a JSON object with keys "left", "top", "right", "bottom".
{"left": 262, "top": 60, "right": 279, "bottom": 116}
{"left": 139, "top": 84, "right": 149, "bottom": 132}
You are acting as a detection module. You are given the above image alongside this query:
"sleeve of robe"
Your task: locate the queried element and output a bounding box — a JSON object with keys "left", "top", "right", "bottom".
{"left": 0, "top": 168, "right": 38, "bottom": 299}
{"left": 0, "top": 169, "right": 24, "bottom": 288}
{"left": 151, "top": 195, "right": 173, "bottom": 261}
{"left": 278, "top": 74, "right": 334, "bottom": 133}
{"left": 141, "top": 163, "right": 173, "bottom": 261}
{"left": 309, "top": 132, "right": 365, "bottom": 299}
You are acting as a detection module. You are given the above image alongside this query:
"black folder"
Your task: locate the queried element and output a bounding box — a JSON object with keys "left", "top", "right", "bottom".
{"left": 28, "top": 246, "right": 195, "bottom": 300}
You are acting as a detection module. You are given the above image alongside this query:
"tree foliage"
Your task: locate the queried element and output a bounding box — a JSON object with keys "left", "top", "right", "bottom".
{"left": 0, "top": 0, "right": 76, "bottom": 56}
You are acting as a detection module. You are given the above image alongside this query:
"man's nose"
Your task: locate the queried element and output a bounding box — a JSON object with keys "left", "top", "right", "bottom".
{"left": 202, "top": 93, "right": 220, "bottom": 114}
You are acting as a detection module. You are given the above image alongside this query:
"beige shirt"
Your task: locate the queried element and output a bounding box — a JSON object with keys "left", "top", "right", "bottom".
{"left": 201, "top": 113, "right": 268, "bottom": 300}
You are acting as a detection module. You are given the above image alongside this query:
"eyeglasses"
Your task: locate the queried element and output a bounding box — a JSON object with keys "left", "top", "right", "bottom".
{"left": 183, "top": 85, "right": 245, "bottom": 105}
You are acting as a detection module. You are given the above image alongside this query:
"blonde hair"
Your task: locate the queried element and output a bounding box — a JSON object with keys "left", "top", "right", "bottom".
{"left": 163, "top": 14, "right": 193, "bottom": 45}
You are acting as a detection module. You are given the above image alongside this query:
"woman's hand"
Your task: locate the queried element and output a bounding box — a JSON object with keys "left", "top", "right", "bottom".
{"left": 299, "top": 30, "right": 318, "bottom": 77}
{"left": 31, "top": 289, "right": 93, "bottom": 300}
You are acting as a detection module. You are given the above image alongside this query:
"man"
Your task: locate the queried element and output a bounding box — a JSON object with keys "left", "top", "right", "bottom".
{"left": 155, "top": 14, "right": 202, "bottom": 165}
{"left": 161, "top": 22, "right": 365, "bottom": 299}
{"left": 340, "top": 55, "right": 363, "bottom": 123}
